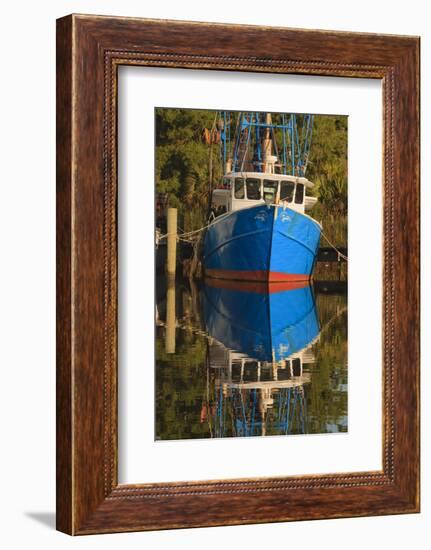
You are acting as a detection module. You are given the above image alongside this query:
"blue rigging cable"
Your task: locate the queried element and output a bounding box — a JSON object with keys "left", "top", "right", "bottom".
{"left": 219, "top": 111, "right": 314, "bottom": 176}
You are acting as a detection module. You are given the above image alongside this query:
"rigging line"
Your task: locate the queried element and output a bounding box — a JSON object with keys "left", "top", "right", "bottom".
{"left": 157, "top": 209, "right": 235, "bottom": 241}
{"left": 318, "top": 305, "right": 348, "bottom": 337}
{"left": 320, "top": 231, "right": 348, "bottom": 262}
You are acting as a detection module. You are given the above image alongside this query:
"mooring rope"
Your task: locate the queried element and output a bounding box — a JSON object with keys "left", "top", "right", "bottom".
{"left": 158, "top": 214, "right": 348, "bottom": 261}
{"left": 157, "top": 216, "right": 223, "bottom": 242}
{"left": 319, "top": 231, "right": 348, "bottom": 261}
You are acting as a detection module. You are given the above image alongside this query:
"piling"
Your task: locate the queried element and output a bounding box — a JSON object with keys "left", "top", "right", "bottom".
{"left": 167, "top": 207, "right": 177, "bottom": 276}
{"left": 165, "top": 276, "right": 176, "bottom": 354}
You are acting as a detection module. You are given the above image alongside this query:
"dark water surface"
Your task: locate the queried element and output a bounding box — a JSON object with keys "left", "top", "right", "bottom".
{"left": 155, "top": 275, "right": 347, "bottom": 441}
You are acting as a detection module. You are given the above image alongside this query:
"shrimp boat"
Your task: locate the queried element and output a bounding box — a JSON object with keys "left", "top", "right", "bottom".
{"left": 203, "top": 112, "right": 321, "bottom": 283}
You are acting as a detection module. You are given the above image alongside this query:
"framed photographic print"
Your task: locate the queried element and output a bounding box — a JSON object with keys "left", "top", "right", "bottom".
{"left": 56, "top": 14, "right": 420, "bottom": 535}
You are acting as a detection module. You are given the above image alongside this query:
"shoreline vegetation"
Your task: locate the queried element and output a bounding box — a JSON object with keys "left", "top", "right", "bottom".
{"left": 155, "top": 108, "right": 348, "bottom": 247}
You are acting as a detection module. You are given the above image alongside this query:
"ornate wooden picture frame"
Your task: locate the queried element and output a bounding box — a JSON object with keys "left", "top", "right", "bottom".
{"left": 56, "top": 14, "right": 420, "bottom": 535}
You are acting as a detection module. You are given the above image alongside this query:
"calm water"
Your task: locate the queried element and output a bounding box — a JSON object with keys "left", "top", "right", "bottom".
{"left": 155, "top": 275, "right": 347, "bottom": 440}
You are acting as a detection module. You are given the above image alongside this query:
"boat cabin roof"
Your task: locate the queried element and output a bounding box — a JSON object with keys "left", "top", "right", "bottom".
{"left": 225, "top": 172, "right": 314, "bottom": 188}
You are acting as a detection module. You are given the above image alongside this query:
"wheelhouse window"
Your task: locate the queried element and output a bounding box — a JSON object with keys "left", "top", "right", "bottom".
{"left": 222, "top": 177, "right": 231, "bottom": 189}
{"left": 246, "top": 178, "right": 261, "bottom": 200}
{"left": 263, "top": 180, "right": 278, "bottom": 203}
{"left": 295, "top": 183, "right": 304, "bottom": 204}
{"left": 234, "top": 178, "right": 245, "bottom": 199}
{"left": 280, "top": 181, "right": 294, "bottom": 202}
{"left": 292, "top": 358, "right": 301, "bottom": 377}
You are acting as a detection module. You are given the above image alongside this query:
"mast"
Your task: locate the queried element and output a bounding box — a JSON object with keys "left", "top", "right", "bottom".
{"left": 262, "top": 113, "right": 272, "bottom": 174}
{"left": 262, "top": 113, "right": 273, "bottom": 174}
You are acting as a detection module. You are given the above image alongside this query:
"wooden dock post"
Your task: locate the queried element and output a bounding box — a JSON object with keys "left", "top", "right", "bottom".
{"left": 165, "top": 276, "right": 176, "bottom": 354}
{"left": 167, "top": 207, "right": 177, "bottom": 276}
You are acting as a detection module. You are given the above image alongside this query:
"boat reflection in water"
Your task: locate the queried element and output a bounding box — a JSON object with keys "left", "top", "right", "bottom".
{"left": 201, "top": 279, "right": 320, "bottom": 438}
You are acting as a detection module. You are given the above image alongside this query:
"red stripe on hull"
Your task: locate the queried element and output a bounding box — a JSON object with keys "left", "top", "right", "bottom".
{"left": 205, "top": 278, "right": 309, "bottom": 293}
{"left": 205, "top": 268, "right": 311, "bottom": 283}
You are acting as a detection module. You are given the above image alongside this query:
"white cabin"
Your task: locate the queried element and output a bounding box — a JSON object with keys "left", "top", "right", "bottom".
{"left": 209, "top": 172, "right": 317, "bottom": 221}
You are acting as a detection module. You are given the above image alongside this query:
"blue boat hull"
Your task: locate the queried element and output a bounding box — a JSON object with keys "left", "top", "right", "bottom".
{"left": 203, "top": 280, "right": 319, "bottom": 362}
{"left": 203, "top": 204, "right": 321, "bottom": 282}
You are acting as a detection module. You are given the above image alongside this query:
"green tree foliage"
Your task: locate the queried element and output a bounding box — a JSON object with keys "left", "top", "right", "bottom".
{"left": 155, "top": 109, "right": 347, "bottom": 244}
{"left": 155, "top": 108, "right": 223, "bottom": 231}
{"left": 307, "top": 116, "right": 348, "bottom": 245}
